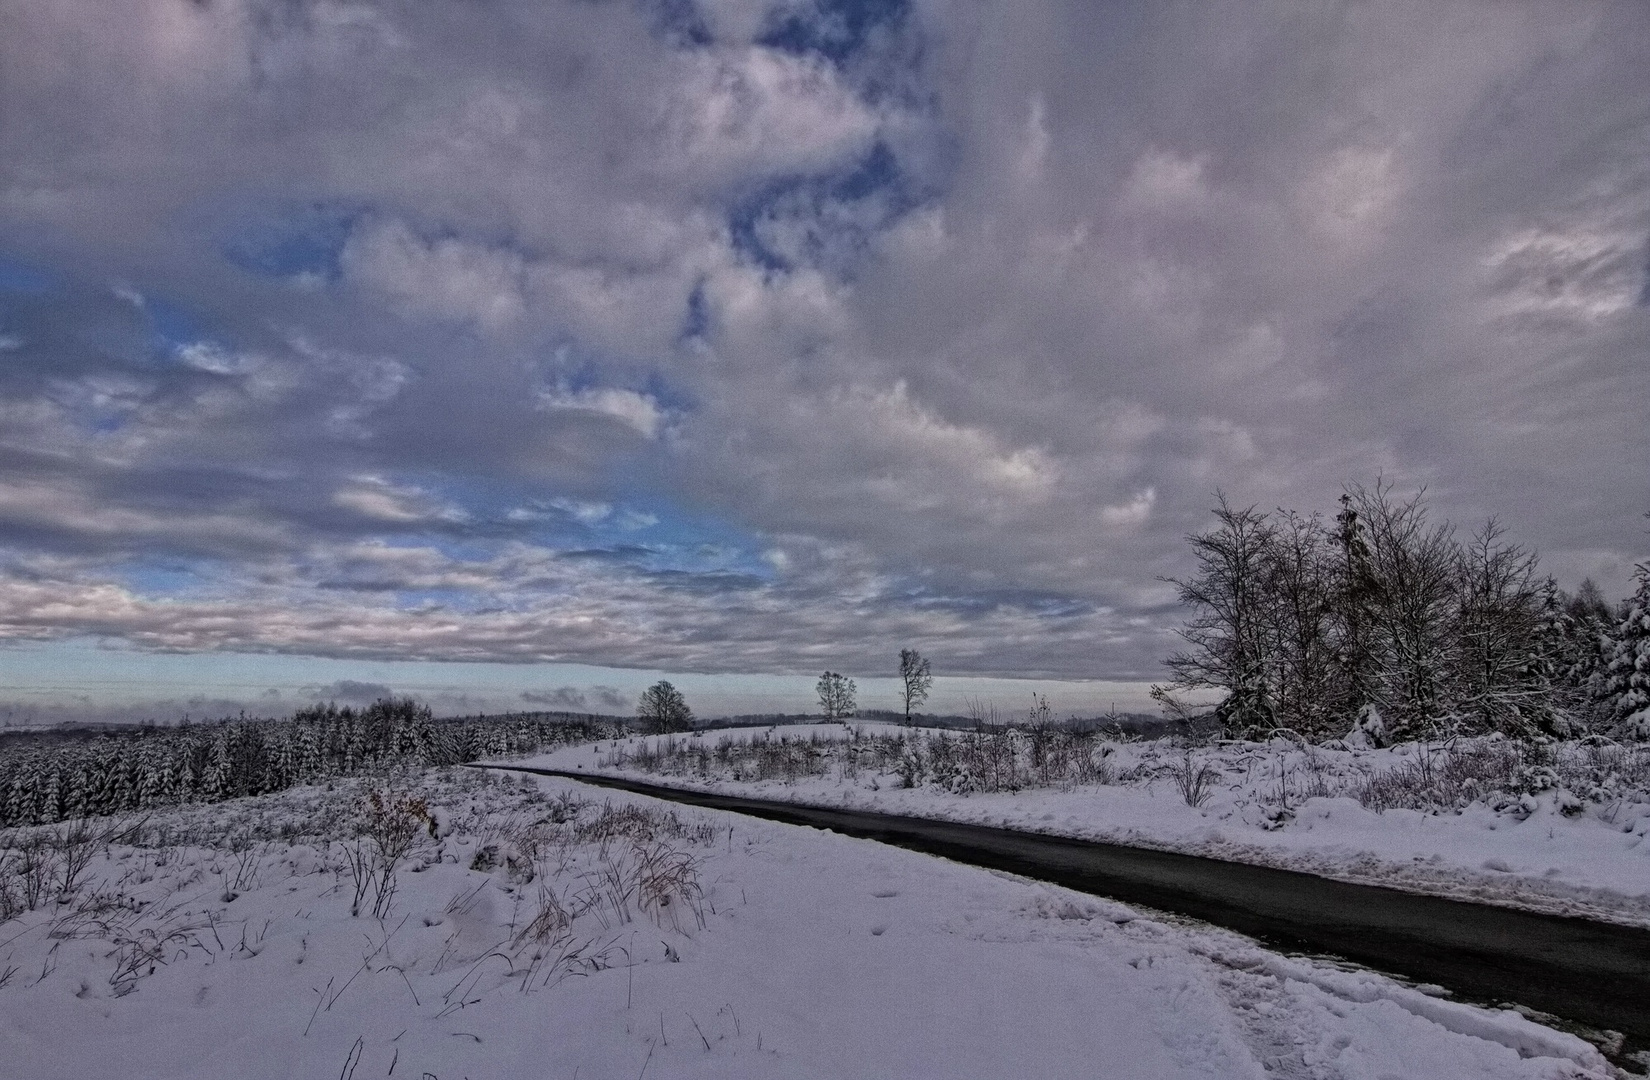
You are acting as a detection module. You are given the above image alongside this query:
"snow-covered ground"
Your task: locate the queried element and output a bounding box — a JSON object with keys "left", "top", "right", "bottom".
{"left": 520, "top": 723, "right": 1650, "bottom": 929}
{"left": 0, "top": 762, "right": 1622, "bottom": 1078}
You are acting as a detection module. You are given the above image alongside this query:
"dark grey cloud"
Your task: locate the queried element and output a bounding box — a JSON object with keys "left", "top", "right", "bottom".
{"left": 0, "top": 0, "right": 1646, "bottom": 692}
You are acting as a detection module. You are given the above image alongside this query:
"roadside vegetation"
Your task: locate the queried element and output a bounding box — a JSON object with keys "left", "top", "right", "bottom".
{"left": 1153, "top": 484, "right": 1649, "bottom": 746}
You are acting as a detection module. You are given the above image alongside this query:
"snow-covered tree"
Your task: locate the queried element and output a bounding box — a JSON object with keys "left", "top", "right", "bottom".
{"left": 1262, "top": 510, "right": 1340, "bottom": 739}
{"left": 1160, "top": 494, "right": 1279, "bottom": 737}
{"left": 1448, "top": 520, "right": 1547, "bottom": 736}
{"left": 1601, "top": 562, "right": 1650, "bottom": 740}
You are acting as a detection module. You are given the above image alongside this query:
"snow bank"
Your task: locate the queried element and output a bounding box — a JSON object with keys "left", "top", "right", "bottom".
{"left": 0, "top": 763, "right": 1621, "bottom": 1078}
{"left": 521, "top": 724, "right": 1650, "bottom": 928}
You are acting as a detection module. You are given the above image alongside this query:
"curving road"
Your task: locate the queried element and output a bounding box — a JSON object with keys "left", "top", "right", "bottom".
{"left": 482, "top": 764, "right": 1650, "bottom": 1057}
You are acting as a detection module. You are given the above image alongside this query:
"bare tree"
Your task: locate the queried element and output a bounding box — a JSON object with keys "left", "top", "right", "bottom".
{"left": 637, "top": 681, "right": 693, "bottom": 734}
{"left": 1159, "top": 493, "right": 1278, "bottom": 737}
{"left": 1450, "top": 519, "right": 1547, "bottom": 735}
{"left": 898, "top": 649, "right": 932, "bottom": 725}
{"left": 816, "top": 672, "right": 857, "bottom": 720}
{"left": 1349, "top": 482, "right": 1461, "bottom": 740}
{"left": 1262, "top": 510, "right": 1340, "bottom": 739}
{"left": 1159, "top": 481, "right": 1624, "bottom": 744}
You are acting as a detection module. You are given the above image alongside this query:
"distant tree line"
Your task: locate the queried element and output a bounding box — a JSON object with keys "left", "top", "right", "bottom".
{"left": 0, "top": 699, "right": 620, "bottom": 828}
{"left": 1157, "top": 483, "right": 1650, "bottom": 744}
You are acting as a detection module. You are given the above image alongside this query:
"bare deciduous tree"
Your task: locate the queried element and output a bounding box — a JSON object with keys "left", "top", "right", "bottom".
{"left": 637, "top": 681, "right": 693, "bottom": 734}
{"left": 898, "top": 649, "right": 932, "bottom": 725}
{"left": 1348, "top": 482, "right": 1461, "bottom": 740}
{"left": 1158, "top": 493, "right": 1278, "bottom": 737}
{"left": 816, "top": 672, "right": 857, "bottom": 721}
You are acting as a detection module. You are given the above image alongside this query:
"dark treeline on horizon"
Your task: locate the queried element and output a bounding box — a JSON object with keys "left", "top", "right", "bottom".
{"left": 0, "top": 699, "right": 621, "bottom": 829}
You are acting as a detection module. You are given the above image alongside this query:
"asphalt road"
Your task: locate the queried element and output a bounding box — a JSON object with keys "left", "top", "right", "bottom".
{"left": 483, "top": 764, "right": 1650, "bottom": 1057}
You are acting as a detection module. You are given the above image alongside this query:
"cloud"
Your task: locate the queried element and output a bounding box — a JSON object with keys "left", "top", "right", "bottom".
{"left": 521, "top": 684, "right": 629, "bottom": 712}
{"left": 331, "top": 476, "right": 467, "bottom": 525}
{"left": 312, "top": 680, "right": 395, "bottom": 704}
{"left": 536, "top": 385, "right": 668, "bottom": 439}
{"left": 0, "top": 0, "right": 1645, "bottom": 699}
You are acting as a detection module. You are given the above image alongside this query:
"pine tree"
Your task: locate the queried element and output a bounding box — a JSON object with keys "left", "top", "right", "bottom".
{"left": 38, "top": 768, "right": 62, "bottom": 825}
{"left": 1602, "top": 562, "right": 1650, "bottom": 740}
{"left": 201, "top": 734, "right": 233, "bottom": 802}
{"left": 1550, "top": 579, "right": 1614, "bottom": 732}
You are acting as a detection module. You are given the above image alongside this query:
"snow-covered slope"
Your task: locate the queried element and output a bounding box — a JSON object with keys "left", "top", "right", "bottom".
{"left": 519, "top": 724, "right": 1650, "bottom": 928}
{"left": 0, "top": 765, "right": 1617, "bottom": 1078}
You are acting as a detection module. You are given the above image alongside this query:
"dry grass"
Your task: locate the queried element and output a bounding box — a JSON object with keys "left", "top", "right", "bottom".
{"left": 1356, "top": 738, "right": 1650, "bottom": 814}
{"left": 1168, "top": 751, "right": 1220, "bottom": 808}
{"left": 607, "top": 725, "right": 1119, "bottom": 795}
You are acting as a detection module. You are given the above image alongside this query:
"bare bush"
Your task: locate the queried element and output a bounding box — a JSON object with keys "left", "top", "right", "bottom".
{"left": 1168, "top": 751, "right": 1220, "bottom": 808}
{"left": 0, "top": 842, "right": 21, "bottom": 922}
{"left": 611, "top": 722, "right": 1122, "bottom": 796}
{"left": 51, "top": 819, "right": 99, "bottom": 902}
{"left": 348, "top": 789, "right": 431, "bottom": 918}
{"left": 1353, "top": 738, "right": 1650, "bottom": 814}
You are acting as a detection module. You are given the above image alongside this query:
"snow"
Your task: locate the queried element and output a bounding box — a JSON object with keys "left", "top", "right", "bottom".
{"left": 518, "top": 724, "right": 1650, "bottom": 928}
{"left": 0, "top": 762, "right": 1617, "bottom": 1078}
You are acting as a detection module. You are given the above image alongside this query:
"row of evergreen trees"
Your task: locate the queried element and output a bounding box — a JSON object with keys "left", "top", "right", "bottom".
{"left": 0, "top": 699, "right": 621, "bottom": 829}
{"left": 1157, "top": 483, "right": 1650, "bottom": 744}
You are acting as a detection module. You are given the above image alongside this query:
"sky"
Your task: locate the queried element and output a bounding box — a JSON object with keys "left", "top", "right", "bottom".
{"left": 0, "top": 0, "right": 1647, "bottom": 724}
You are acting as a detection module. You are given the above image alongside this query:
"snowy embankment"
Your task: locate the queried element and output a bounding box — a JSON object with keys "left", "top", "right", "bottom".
{"left": 518, "top": 723, "right": 1650, "bottom": 929}
{"left": 0, "top": 763, "right": 1620, "bottom": 1078}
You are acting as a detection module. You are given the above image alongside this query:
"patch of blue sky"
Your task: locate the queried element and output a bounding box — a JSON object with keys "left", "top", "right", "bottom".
{"left": 728, "top": 140, "right": 935, "bottom": 275}
{"left": 678, "top": 280, "right": 710, "bottom": 344}
{"left": 526, "top": 500, "right": 772, "bottom": 581}
{"left": 222, "top": 201, "right": 362, "bottom": 283}
{"left": 758, "top": 0, "right": 909, "bottom": 69}
{"left": 372, "top": 533, "right": 499, "bottom": 564}
{"left": 595, "top": 500, "right": 772, "bottom": 575}
{"left": 0, "top": 253, "right": 56, "bottom": 294}
{"left": 641, "top": 0, "right": 712, "bottom": 48}
{"left": 144, "top": 295, "right": 210, "bottom": 355}
{"left": 344, "top": 469, "right": 773, "bottom": 585}
{"left": 388, "top": 588, "right": 503, "bottom": 614}
{"left": 119, "top": 561, "right": 217, "bottom": 599}
{"left": 533, "top": 339, "right": 699, "bottom": 427}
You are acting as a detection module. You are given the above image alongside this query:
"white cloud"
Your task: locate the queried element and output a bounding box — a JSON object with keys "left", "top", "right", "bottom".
{"left": 342, "top": 220, "right": 526, "bottom": 329}
{"left": 331, "top": 477, "right": 466, "bottom": 524}
{"left": 1123, "top": 147, "right": 1208, "bottom": 208}
{"left": 536, "top": 385, "right": 667, "bottom": 439}
{"left": 651, "top": 46, "right": 881, "bottom": 186}
{"left": 1099, "top": 488, "right": 1156, "bottom": 530}
{"left": 1482, "top": 223, "right": 1646, "bottom": 323}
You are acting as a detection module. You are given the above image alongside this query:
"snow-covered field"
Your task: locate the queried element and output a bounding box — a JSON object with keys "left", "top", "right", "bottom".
{"left": 0, "top": 761, "right": 1623, "bottom": 1078}
{"left": 520, "top": 723, "right": 1650, "bottom": 929}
